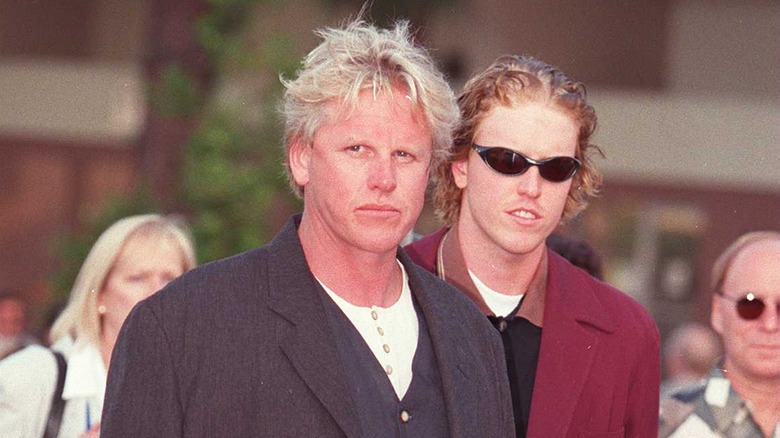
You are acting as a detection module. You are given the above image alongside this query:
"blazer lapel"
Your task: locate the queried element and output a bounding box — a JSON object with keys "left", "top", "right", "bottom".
{"left": 400, "top": 251, "right": 482, "bottom": 438}
{"left": 526, "top": 251, "right": 615, "bottom": 437}
{"left": 265, "top": 218, "right": 362, "bottom": 438}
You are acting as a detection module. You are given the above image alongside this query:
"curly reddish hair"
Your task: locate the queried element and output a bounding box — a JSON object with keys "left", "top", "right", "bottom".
{"left": 433, "top": 55, "right": 603, "bottom": 225}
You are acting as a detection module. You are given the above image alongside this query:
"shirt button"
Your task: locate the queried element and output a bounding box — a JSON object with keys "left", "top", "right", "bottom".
{"left": 377, "top": 327, "right": 384, "bottom": 336}
{"left": 371, "top": 310, "right": 378, "bottom": 320}
{"left": 383, "top": 344, "right": 390, "bottom": 353}
{"left": 400, "top": 409, "right": 411, "bottom": 423}
{"left": 385, "top": 365, "right": 393, "bottom": 375}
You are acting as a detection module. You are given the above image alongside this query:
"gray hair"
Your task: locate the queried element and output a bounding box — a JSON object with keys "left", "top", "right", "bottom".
{"left": 280, "top": 18, "right": 459, "bottom": 197}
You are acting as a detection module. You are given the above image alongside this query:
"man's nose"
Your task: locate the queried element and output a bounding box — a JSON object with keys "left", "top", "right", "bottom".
{"left": 516, "top": 166, "right": 542, "bottom": 198}
{"left": 368, "top": 157, "right": 398, "bottom": 192}
{"left": 759, "top": 300, "right": 779, "bottom": 332}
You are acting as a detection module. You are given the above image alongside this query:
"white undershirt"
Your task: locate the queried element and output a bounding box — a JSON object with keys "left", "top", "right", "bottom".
{"left": 469, "top": 270, "right": 524, "bottom": 317}
{"left": 318, "top": 261, "right": 418, "bottom": 399}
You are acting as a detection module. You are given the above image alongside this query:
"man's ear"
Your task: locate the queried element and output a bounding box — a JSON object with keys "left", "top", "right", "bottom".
{"left": 711, "top": 295, "right": 724, "bottom": 335}
{"left": 288, "top": 137, "right": 312, "bottom": 187}
{"left": 452, "top": 158, "right": 469, "bottom": 189}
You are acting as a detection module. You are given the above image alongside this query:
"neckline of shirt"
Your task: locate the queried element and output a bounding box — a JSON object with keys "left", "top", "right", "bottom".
{"left": 469, "top": 269, "right": 524, "bottom": 318}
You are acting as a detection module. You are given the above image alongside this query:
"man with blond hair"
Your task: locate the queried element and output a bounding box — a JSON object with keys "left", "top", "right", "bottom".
{"left": 406, "top": 55, "right": 660, "bottom": 437}
{"left": 101, "top": 18, "right": 512, "bottom": 437}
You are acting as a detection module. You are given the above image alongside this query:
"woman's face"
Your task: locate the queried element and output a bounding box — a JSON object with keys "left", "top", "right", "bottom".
{"left": 98, "top": 234, "right": 185, "bottom": 340}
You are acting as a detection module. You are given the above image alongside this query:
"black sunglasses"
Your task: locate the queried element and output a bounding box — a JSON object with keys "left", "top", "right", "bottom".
{"left": 717, "top": 291, "right": 780, "bottom": 321}
{"left": 471, "top": 144, "right": 581, "bottom": 182}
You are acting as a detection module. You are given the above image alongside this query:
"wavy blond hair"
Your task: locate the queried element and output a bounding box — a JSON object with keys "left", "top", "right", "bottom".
{"left": 434, "top": 55, "right": 603, "bottom": 225}
{"left": 280, "top": 18, "right": 459, "bottom": 197}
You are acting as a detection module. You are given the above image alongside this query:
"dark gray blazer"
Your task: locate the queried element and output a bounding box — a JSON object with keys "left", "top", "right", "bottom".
{"left": 101, "top": 216, "right": 513, "bottom": 437}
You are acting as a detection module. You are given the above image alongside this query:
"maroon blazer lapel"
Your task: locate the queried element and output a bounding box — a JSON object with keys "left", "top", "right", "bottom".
{"left": 526, "top": 251, "right": 616, "bottom": 437}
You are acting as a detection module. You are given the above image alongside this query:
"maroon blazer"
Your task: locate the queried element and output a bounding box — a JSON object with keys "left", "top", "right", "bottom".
{"left": 405, "top": 228, "right": 660, "bottom": 438}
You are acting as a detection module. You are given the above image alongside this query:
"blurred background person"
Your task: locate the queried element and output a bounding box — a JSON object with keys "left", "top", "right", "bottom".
{"left": 39, "top": 300, "right": 69, "bottom": 347}
{"left": 0, "top": 292, "right": 38, "bottom": 360}
{"left": 0, "top": 214, "right": 196, "bottom": 438}
{"left": 546, "top": 234, "right": 604, "bottom": 280}
{"left": 660, "top": 322, "right": 721, "bottom": 399}
{"left": 660, "top": 231, "right": 780, "bottom": 438}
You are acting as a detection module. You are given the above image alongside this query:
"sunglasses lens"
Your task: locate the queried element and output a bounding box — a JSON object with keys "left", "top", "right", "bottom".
{"left": 475, "top": 145, "right": 580, "bottom": 181}
{"left": 484, "top": 148, "right": 530, "bottom": 175}
{"left": 539, "top": 157, "right": 580, "bottom": 182}
{"left": 736, "top": 297, "right": 764, "bottom": 320}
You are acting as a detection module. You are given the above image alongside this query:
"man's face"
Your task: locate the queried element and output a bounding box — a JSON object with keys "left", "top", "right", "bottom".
{"left": 0, "top": 298, "right": 25, "bottom": 337}
{"left": 712, "top": 240, "right": 780, "bottom": 381}
{"left": 290, "top": 88, "right": 432, "bottom": 255}
{"left": 453, "top": 103, "right": 578, "bottom": 259}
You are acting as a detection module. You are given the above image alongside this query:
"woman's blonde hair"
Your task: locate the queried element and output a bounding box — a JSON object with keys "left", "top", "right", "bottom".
{"left": 49, "top": 214, "right": 197, "bottom": 346}
{"left": 280, "top": 18, "right": 459, "bottom": 197}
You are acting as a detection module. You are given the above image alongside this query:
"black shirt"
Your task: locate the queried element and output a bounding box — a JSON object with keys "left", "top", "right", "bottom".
{"left": 488, "top": 313, "right": 542, "bottom": 438}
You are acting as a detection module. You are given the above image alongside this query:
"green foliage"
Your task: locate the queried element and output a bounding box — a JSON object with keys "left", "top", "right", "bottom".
{"left": 182, "top": 1, "right": 302, "bottom": 264}
{"left": 148, "top": 64, "right": 204, "bottom": 117}
{"left": 180, "top": 103, "right": 301, "bottom": 264}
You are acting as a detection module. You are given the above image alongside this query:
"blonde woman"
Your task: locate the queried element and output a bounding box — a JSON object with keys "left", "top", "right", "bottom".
{"left": 0, "top": 214, "right": 196, "bottom": 438}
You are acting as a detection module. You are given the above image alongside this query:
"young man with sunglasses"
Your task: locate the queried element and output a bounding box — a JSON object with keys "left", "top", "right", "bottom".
{"left": 660, "top": 231, "right": 780, "bottom": 438}
{"left": 405, "top": 55, "right": 661, "bottom": 437}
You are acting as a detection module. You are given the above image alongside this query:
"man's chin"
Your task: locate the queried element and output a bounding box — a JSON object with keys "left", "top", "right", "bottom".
{"left": 354, "top": 234, "right": 406, "bottom": 254}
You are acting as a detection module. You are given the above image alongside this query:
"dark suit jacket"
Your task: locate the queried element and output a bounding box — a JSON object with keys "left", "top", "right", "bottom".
{"left": 406, "top": 228, "right": 661, "bottom": 438}
{"left": 101, "top": 217, "right": 513, "bottom": 438}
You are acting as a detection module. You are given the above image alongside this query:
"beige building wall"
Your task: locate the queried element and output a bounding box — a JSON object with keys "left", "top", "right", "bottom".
{"left": 426, "top": 0, "right": 778, "bottom": 191}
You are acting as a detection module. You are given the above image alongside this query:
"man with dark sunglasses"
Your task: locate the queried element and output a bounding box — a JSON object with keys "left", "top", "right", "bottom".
{"left": 405, "top": 55, "right": 661, "bottom": 437}
{"left": 660, "top": 231, "right": 780, "bottom": 438}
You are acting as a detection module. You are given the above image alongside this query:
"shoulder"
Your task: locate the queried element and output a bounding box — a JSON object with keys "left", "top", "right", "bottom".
{"left": 547, "top": 252, "right": 659, "bottom": 358}
{"left": 594, "top": 279, "right": 657, "bottom": 333}
{"left": 0, "top": 344, "right": 58, "bottom": 401}
{"left": 404, "top": 227, "right": 448, "bottom": 273}
{"left": 0, "top": 345, "right": 63, "bottom": 438}
{"left": 114, "top": 245, "right": 273, "bottom": 354}
{"left": 166, "top": 246, "right": 269, "bottom": 296}
{"left": 144, "top": 245, "right": 270, "bottom": 312}
{"left": 554, "top": 251, "right": 657, "bottom": 332}
{"left": 659, "top": 382, "right": 706, "bottom": 436}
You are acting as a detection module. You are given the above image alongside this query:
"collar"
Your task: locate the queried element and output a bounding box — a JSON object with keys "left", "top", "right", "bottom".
{"left": 436, "top": 225, "right": 548, "bottom": 326}
{"left": 319, "top": 260, "right": 413, "bottom": 312}
{"left": 703, "top": 365, "right": 767, "bottom": 436}
{"left": 318, "top": 260, "right": 418, "bottom": 399}
{"left": 55, "top": 337, "right": 107, "bottom": 400}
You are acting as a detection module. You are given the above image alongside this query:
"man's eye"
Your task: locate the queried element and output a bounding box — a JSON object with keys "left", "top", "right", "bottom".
{"left": 395, "top": 150, "right": 415, "bottom": 161}
{"left": 346, "top": 145, "right": 364, "bottom": 153}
